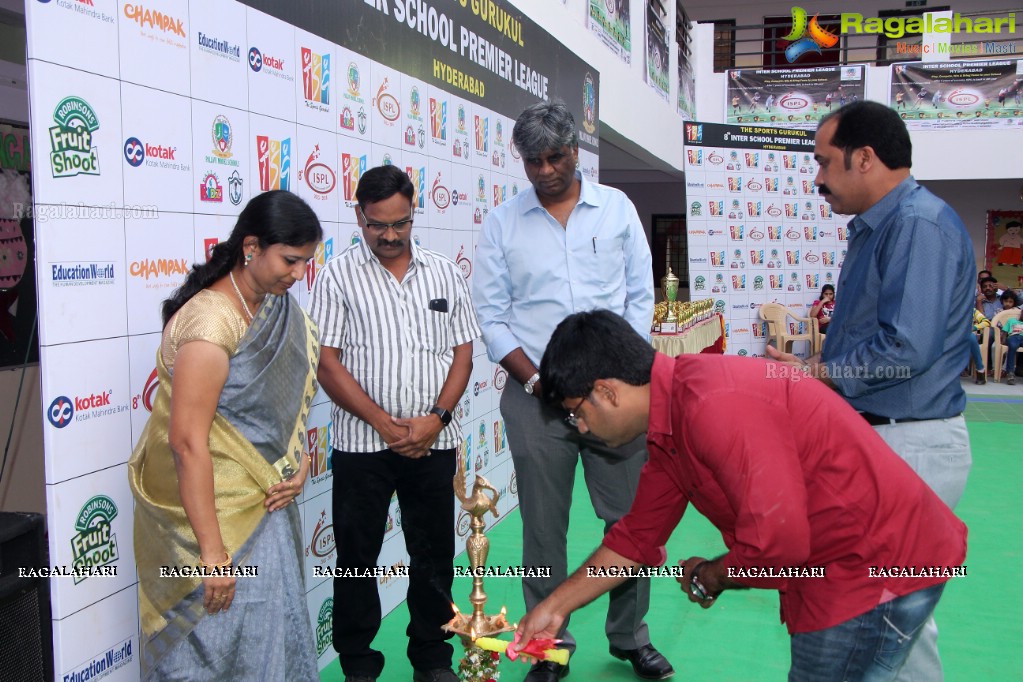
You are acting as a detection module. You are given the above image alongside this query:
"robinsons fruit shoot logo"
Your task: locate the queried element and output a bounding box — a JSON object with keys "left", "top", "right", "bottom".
{"left": 316, "top": 598, "right": 333, "bottom": 656}
{"left": 71, "top": 495, "right": 119, "bottom": 584}
{"left": 49, "top": 96, "right": 100, "bottom": 177}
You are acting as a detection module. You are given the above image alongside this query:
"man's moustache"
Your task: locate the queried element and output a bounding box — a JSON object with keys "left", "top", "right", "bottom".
{"left": 378, "top": 239, "right": 404, "bottom": 248}
{"left": 818, "top": 184, "right": 831, "bottom": 196}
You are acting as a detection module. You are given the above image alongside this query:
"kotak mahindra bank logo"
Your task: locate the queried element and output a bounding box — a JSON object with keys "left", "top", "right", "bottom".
{"left": 49, "top": 97, "right": 100, "bottom": 178}
{"left": 301, "top": 47, "right": 330, "bottom": 111}
{"left": 123, "top": 136, "right": 177, "bottom": 168}
{"left": 257, "top": 135, "right": 291, "bottom": 191}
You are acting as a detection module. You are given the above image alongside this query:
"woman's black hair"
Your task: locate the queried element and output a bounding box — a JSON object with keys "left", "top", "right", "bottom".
{"left": 820, "top": 284, "right": 835, "bottom": 298}
{"left": 161, "top": 190, "right": 322, "bottom": 326}
{"left": 1001, "top": 289, "right": 1019, "bottom": 307}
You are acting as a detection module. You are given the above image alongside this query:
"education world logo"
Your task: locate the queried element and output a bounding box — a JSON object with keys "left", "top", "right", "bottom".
{"left": 71, "top": 495, "right": 119, "bottom": 584}
{"left": 782, "top": 7, "right": 839, "bottom": 63}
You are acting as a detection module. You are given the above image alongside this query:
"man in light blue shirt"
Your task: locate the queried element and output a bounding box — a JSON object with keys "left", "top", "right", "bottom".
{"left": 473, "top": 101, "right": 671, "bottom": 682}
{"left": 770, "top": 101, "right": 973, "bottom": 682}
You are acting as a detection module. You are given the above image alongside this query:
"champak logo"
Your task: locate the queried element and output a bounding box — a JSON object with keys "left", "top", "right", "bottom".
{"left": 71, "top": 495, "right": 119, "bottom": 584}
{"left": 782, "top": 7, "right": 839, "bottom": 63}
{"left": 49, "top": 97, "right": 100, "bottom": 178}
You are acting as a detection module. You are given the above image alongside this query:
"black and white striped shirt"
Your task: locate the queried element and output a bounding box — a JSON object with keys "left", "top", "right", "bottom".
{"left": 308, "top": 239, "right": 481, "bottom": 453}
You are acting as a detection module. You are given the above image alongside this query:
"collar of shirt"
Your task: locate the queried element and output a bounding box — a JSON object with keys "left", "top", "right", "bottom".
{"left": 517, "top": 171, "right": 599, "bottom": 216}
{"left": 351, "top": 235, "right": 431, "bottom": 271}
{"left": 849, "top": 175, "right": 917, "bottom": 238}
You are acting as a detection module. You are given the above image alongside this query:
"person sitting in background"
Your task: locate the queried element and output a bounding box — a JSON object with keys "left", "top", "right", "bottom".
{"left": 999, "top": 289, "right": 1019, "bottom": 311}
{"left": 1000, "top": 311, "right": 1023, "bottom": 385}
{"left": 808, "top": 284, "right": 836, "bottom": 334}
{"left": 969, "top": 309, "right": 990, "bottom": 385}
{"left": 130, "top": 190, "right": 323, "bottom": 679}
{"left": 977, "top": 276, "right": 1002, "bottom": 320}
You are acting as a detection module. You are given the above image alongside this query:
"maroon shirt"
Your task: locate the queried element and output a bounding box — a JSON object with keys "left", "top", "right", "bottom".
{"left": 602, "top": 353, "right": 967, "bottom": 634}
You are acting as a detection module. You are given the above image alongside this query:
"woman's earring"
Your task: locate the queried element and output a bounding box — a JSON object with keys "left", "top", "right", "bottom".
{"left": 245, "top": 253, "right": 253, "bottom": 266}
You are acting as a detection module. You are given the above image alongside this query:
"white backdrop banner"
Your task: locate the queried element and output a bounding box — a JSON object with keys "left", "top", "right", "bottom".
{"left": 683, "top": 121, "right": 849, "bottom": 358}
{"left": 26, "top": 0, "right": 592, "bottom": 677}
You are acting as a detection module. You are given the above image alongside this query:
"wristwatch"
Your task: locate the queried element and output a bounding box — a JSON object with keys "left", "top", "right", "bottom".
{"left": 523, "top": 372, "right": 541, "bottom": 395}
{"left": 430, "top": 406, "right": 452, "bottom": 426}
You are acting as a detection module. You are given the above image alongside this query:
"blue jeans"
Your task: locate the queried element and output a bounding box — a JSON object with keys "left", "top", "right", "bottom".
{"left": 789, "top": 584, "right": 945, "bottom": 682}
{"left": 969, "top": 334, "right": 984, "bottom": 370}
{"left": 1006, "top": 335, "right": 1023, "bottom": 373}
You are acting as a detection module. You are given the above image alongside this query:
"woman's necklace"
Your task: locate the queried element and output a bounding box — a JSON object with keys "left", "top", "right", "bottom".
{"left": 229, "top": 271, "right": 255, "bottom": 322}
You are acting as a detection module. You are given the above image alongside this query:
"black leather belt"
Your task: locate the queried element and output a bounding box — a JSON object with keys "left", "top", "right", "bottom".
{"left": 859, "top": 412, "right": 926, "bottom": 426}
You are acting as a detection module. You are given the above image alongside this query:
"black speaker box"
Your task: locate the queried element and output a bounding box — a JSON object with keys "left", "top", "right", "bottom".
{"left": 0, "top": 512, "right": 53, "bottom": 682}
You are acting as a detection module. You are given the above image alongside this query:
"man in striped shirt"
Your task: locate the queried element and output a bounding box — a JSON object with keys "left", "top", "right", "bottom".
{"left": 308, "top": 165, "right": 480, "bottom": 682}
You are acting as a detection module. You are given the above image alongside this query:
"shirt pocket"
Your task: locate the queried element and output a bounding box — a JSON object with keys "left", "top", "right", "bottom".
{"left": 410, "top": 297, "right": 453, "bottom": 352}
{"left": 584, "top": 236, "right": 626, "bottom": 290}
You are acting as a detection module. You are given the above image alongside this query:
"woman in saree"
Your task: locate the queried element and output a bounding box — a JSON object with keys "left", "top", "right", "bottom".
{"left": 129, "top": 190, "right": 323, "bottom": 680}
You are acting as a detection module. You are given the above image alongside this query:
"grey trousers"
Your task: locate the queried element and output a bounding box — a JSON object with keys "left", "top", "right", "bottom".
{"left": 874, "top": 416, "right": 972, "bottom": 682}
{"left": 501, "top": 385, "right": 651, "bottom": 652}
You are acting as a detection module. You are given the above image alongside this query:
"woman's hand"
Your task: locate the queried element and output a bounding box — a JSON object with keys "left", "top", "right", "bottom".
{"left": 265, "top": 455, "right": 309, "bottom": 512}
{"left": 202, "top": 571, "right": 236, "bottom": 615}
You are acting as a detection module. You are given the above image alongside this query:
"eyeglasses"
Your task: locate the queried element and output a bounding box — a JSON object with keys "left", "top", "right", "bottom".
{"left": 358, "top": 206, "right": 414, "bottom": 233}
{"left": 564, "top": 396, "right": 587, "bottom": 428}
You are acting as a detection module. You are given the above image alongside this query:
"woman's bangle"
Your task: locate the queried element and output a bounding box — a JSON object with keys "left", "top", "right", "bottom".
{"left": 199, "top": 552, "right": 232, "bottom": 569}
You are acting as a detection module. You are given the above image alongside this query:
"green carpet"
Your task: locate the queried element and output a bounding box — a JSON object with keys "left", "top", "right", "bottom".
{"left": 321, "top": 399, "right": 1023, "bottom": 681}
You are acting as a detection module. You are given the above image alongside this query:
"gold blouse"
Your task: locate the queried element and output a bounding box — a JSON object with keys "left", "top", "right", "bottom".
{"left": 160, "top": 289, "right": 248, "bottom": 370}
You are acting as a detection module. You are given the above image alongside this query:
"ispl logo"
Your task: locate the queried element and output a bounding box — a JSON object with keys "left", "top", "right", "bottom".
{"left": 298, "top": 145, "right": 336, "bottom": 197}
{"left": 782, "top": 7, "right": 839, "bottom": 63}
{"left": 123, "top": 137, "right": 145, "bottom": 166}
{"left": 431, "top": 172, "right": 450, "bottom": 210}
{"left": 374, "top": 78, "right": 400, "bottom": 122}
{"left": 308, "top": 509, "right": 335, "bottom": 559}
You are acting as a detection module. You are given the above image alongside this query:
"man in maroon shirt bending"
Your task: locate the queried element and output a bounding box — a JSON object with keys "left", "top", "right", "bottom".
{"left": 511, "top": 310, "right": 967, "bottom": 682}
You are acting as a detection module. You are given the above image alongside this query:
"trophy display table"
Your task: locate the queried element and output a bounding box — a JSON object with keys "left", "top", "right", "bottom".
{"left": 651, "top": 314, "right": 725, "bottom": 357}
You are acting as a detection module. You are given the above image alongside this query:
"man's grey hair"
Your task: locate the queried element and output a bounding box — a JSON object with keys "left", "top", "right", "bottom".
{"left": 512, "top": 100, "right": 578, "bottom": 159}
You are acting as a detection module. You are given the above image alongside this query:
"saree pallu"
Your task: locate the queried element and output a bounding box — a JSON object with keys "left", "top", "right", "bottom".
{"left": 129, "top": 293, "right": 320, "bottom": 679}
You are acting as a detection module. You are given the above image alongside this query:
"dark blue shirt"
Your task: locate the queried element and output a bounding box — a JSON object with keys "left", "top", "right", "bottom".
{"left": 822, "top": 176, "right": 974, "bottom": 419}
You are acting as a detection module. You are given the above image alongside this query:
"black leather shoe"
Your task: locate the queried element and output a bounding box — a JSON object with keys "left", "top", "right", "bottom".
{"left": 524, "top": 660, "right": 570, "bottom": 681}
{"left": 344, "top": 676, "right": 376, "bottom": 682}
{"left": 609, "top": 644, "right": 675, "bottom": 680}
{"left": 412, "top": 668, "right": 459, "bottom": 682}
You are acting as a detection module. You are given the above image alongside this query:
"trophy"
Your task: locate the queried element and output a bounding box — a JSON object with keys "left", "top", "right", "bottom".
{"left": 660, "top": 267, "right": 680, "bottom": 334}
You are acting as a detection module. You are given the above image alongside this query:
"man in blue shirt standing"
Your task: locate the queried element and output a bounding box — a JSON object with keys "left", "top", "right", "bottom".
{"left": 473, "top": 101, "right": 672, "bottom": 682}
{"left": 770, "top": 100, "right": 973, "bottom": 682}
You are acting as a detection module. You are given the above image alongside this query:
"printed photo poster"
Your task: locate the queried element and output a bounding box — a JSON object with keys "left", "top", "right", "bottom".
{"left": 588, "top": 0, "right": 632, "bottom": 64}
{"left": 890, "top": 59, "right": 1023, "bottom": 129}
{"left": 677, "top": 49, "right": 696, "bottom": 120}
{"left": 986, "top": 210, "right": 1023, "bottom": 290}
{"left": 644, "top": 0, "right": 669, "bottom": 101}
{"left": 726, "top": 66, "right": 866, "bottom": 129}
{"left": 683, "top": 121, "right": 849, "bottom": 358}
